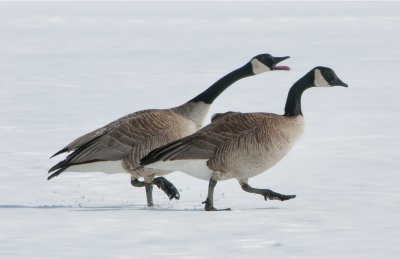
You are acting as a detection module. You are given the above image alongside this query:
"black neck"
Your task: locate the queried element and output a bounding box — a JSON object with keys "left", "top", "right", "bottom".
{"left": 284, "top": 72, "right": 314, "bottom": 116}
{"left": 189, "top": 63, "right": 254, "bottom": 104}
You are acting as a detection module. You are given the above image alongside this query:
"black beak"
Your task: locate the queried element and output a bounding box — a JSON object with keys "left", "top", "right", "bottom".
{"left": 332, "top": 77, "right": 348, "bottom": 87}
{"left": 273, "top": 56, "right": 290, "bottom": 64}
{"left": 272, "top": 56, "right": 290, "bottom": 70}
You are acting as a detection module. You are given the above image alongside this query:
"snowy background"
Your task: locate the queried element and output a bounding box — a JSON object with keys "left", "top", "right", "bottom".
{"left": 1, "top": 1, "right": 400, "bottom": 258}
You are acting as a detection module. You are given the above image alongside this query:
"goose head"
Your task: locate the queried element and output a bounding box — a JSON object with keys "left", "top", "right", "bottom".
{"left": 283, "top": 66, "right": 348, "bottom": 116}
{"left": 312, "top": 66, "right": 348, "bottom": 87}
{"left": 250, "top": 54, "right": 290, "bottom": 74}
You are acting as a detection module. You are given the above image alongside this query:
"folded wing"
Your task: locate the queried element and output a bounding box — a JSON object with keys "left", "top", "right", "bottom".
{"left": 141, "top": 112, "right": 275, "bottom": 166}
{"left": 49, "top": 110, "right": 188, "bottom": 179}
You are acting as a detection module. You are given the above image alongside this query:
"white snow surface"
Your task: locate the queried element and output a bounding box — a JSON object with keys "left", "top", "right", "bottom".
{"left": 1, "top": 1, "right": 400, "bottom": 258}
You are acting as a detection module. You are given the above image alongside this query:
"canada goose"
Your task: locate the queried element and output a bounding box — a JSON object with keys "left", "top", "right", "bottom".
{"left": 48, "top": 54, "right": 290, "bottom": 207}
{"left": 140, "top": 66, "right": 348, "bottom": 211}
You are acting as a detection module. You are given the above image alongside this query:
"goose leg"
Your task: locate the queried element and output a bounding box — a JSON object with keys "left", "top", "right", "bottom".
{"left": 202, "top": 178, "right": 231, "bottom": 211}
{"left": 145, "top": 183, "right": 154, "bottom": 207}
{"left": 131, "top": 178, "right": 154, "bottom": 206}
{"left": 131, "top": 177, "right": 180, "bottom": 203}
{"left": 152, "top": 177, "right": 180, "bottom": 200}
{"left": 131, "top": 178, "right": 153, "bottom": 206}
{"left": 240, "top": 180, "right": 296, "bottom": 201}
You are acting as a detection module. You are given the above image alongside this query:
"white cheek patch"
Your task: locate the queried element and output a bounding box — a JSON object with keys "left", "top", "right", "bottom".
{"left": 251, "top": 59, "right": 271, "bottom": 74}
{"left": 314, "top": 69, "right": 331, "bottom": 87}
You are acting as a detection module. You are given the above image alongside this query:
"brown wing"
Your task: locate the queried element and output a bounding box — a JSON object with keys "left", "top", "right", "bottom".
{"left": 141, "top": 112, "right": 277, "bottom": 165}
{"left": 210, "top": 111, "right": 241, "bottom": 122}
{"left": 48, "top": 109, "right": 191, "bottom": 179}
{"left": 51, "top": 110, "right": 157, "bottom": 157}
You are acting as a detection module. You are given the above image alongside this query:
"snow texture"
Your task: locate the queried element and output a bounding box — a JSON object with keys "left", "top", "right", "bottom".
{"left": 1, "top": 1, "right": 399, "bottom": 258}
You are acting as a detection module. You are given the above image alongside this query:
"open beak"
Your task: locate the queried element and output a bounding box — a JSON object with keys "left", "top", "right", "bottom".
{"left": 272, "top": 56, "right": 290, "bottom": 71}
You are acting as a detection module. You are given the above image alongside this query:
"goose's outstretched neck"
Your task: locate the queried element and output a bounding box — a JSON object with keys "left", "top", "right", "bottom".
{"left": 189, "top": 63, "right": 253, "bottom": 104}
{"left": 284, "top": 73, "right": 314, "bottom": 116}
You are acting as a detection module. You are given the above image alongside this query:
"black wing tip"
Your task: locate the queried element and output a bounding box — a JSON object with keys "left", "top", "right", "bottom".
{"left": 140, "top": 140, "right": 186, "bottom": 166}
{"left": 47, "top": 169, "right": 63, "bottom": 180}
{"left": 140, "top": 146, "right": 166, "bottom": 166}
{"left": 48, "top": 165, "right": 69, "bottom": 180}
{"left": 47, "top": 173, "right": 56, "bottom": 181}
{"left": 140, "top": 153, "right": 157, "bottom": 167}
{"left": 48, "top": 160, "right": 66, "bottom": 173}
{"left": 50, "top": 147, "right": 68, "bottom": 159}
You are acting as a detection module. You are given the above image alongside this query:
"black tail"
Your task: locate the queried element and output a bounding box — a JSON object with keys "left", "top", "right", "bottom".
{"left": 48, "top": 167, "right": 68, "bottom": 180}
{"left": 50, "top": 147, "right": 68, "bottom": 158}
{"left": 47, "top": 159, "right": 69, "bottom": 180}
{"left": 47, "top": 159, "right": 102, "bottom": 181}
{"left": 47, "top": 141, "right": 96, "bottom": 180}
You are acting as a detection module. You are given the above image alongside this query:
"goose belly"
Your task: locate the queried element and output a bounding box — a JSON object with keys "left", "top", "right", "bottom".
{"left": 144, "top": 160, "right": 213, "bottom": 181}
{"left": 65, "top": 161, "right": 128, "bottom": 174}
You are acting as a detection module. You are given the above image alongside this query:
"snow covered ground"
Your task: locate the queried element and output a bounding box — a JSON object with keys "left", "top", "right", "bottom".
{"left": 1, "top": 1, "right": 400, "bottom": 258}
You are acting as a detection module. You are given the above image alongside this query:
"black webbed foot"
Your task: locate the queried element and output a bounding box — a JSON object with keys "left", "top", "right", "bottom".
{"left": 152, "top": 177, "right": 180, "bottom": 200}
{"left": 240, "top": 182, "right": 295, "bottom": 202}
{"left": 263, "top": 190, "right": 296, "bottom": 201}
{"left": 202, "top": 200, "right": 231, "bottom": 211}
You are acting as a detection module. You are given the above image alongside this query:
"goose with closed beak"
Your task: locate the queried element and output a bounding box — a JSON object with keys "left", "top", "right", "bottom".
{"left": 140, "top": 66, "right": 348, "bottom": 210}
{"left": 48, "top": 54, "right": 290, "bottom": 207}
